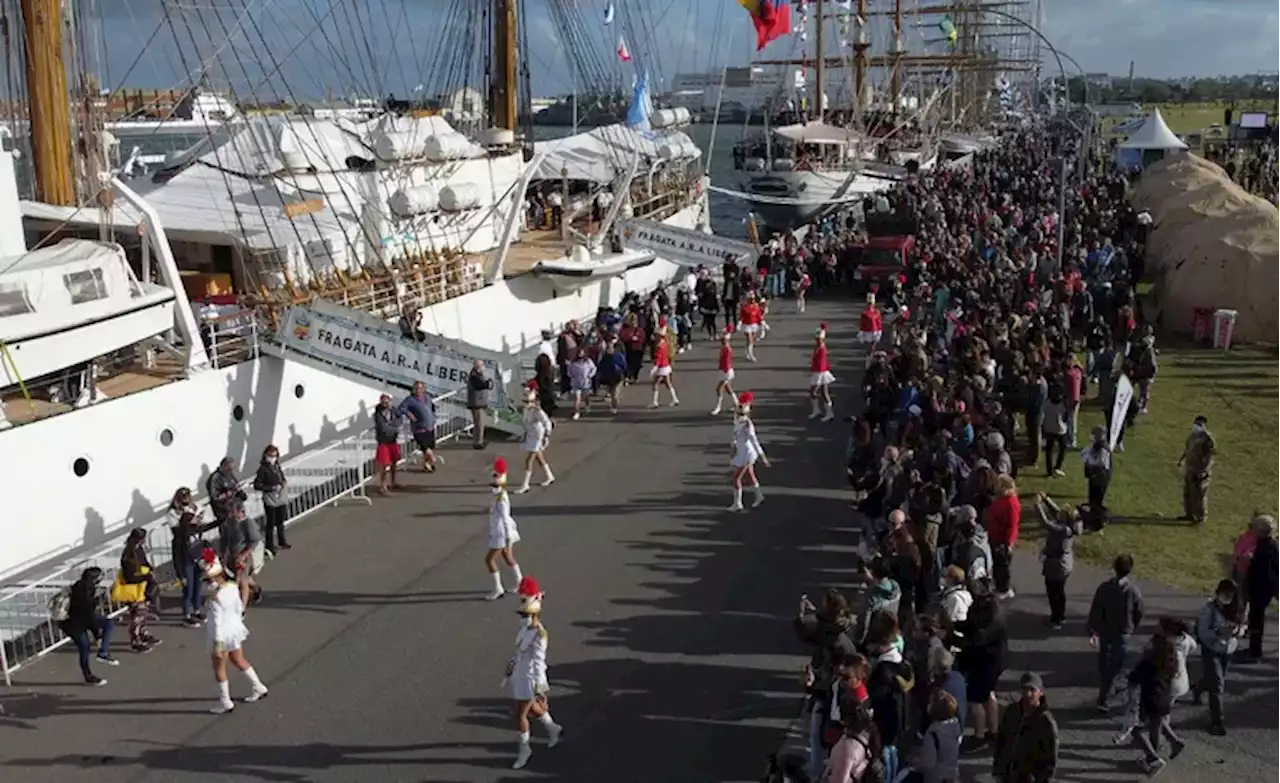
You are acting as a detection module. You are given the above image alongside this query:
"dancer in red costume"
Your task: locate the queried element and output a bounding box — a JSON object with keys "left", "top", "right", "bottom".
{"left": 737, "top": 292, "right": 763, "bottom": 362}
{"left": 807, "top": 323, "right": 836, "bottom": 421}
{"left": 711, "top": 327, "right": 736, "bottom": 416}
{"left": 859, "top": 291, "right": 883, "bottom": 347}
{"left": 649, "top": 319, "right": 680, "bottom": 408}
{"left": 795, "top": 271, "right": 811, "bottom": 314}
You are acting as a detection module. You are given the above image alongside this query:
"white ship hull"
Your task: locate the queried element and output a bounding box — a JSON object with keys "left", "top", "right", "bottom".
{"left": 0, "top": 199, "right": 708, "bottom": 578}
{"left": 739, "top": 168, "right": 896, "bottom": 231}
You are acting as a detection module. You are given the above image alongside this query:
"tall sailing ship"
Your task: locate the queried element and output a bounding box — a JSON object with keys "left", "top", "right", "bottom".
{"left": 728, "top": 0, "right": 1037, "bottom": 230}
{"left": 0, "top": 0, "right": 714, "bottom": 608}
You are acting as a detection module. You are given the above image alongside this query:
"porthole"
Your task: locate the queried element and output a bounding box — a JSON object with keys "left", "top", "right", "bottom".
{"left": 232, "top": 405, "right": 245, "bottom": 422}
{"left": 294, "top": 384, "right": 305, "bottom": 399}
{"left": 159, "top": 428, "right": 175, "bottom": 446}
{"left": 72, "top": 457, "right": 90, "bottom": 477}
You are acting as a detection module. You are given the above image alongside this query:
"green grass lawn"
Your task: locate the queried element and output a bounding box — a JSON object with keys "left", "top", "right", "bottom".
{"left": 1099, "top": 100, "right": 1279, "bottom": 136}
{"left": 1015, "top": 344, "right": 1279, "bottom": 594}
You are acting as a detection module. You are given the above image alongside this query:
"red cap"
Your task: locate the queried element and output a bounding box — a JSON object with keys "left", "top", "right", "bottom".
{"left": 525, "top": 379, "right": 538, "bottom": 390}
{"left": 899, "top": 274, "right": 908, "bottom": 284}
{"left": 200, "top": 548, "right": 218, "bottom": 565}
{"left": 725, "top": 322, "right": 735, "bottom": 334}
{"left": 517, "top": 575, "right": 541, "bottom": 597}
{"left": 819, "top": 322, "right": 828, "bottom": 330}
{"left": 493, "top": 456, "right": 507, "bottom": 474}
{"left": 738, "top": 391, "right": 754, "bottom": 405}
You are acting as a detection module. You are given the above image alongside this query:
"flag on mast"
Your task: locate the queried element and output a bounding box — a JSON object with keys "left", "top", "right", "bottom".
{"left": 616, "top": 35, "right": 632, "bottom": 62}
{"left": 626, "top": 72, "right": 652, "bottom": 131}
{"left": 603, "top": 2, "right": 615, "bottom": 25}
{"left": 738, "top": 0, "right": 791, "bottom": 51}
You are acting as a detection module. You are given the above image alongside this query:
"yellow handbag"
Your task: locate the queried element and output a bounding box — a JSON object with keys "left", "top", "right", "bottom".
{"left": 110, "top": 573, "right": 148, "bottom": 605}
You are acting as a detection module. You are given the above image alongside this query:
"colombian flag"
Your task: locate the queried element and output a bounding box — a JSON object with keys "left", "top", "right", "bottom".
{"left": 739, "top": 0, "right": 791, "bottom": 52}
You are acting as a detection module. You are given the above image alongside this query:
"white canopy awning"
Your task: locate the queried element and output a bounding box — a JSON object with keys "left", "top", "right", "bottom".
{"left": 1119, "top": 109, "right": 1189, "bottom": 151}
{"left": 531, "top": 124, "right": 700, "bottom": 184}
{"left": 773, "top": 121, "right": 862, "bottom": 146}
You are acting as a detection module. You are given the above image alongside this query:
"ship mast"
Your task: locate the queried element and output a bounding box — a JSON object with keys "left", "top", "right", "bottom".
{"left": 889, "top": 0, "right": 903, "bottom": 120}
{"left": 491, "top": 0, "right": 518, "bottom": 131}
{"left": 813, "top": 0, "right": 824, "bottom": 120}
{"left": 21, "top": 0, "right": 75, "bottom": 205}
{"left": 852, "top": 0, "right": 868, "bottom": 117}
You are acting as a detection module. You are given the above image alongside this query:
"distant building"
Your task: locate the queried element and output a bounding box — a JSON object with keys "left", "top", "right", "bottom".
{"left": 1085, "top": 73, "right": 1113, "bottom": 89}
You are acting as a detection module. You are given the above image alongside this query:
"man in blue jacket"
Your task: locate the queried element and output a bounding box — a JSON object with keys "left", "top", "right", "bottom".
{"left": 398, "top": 381, "right": 441, "bottom": 473}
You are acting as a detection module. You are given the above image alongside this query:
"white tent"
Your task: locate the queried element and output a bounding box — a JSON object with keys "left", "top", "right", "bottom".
{"left": 1119, "top": 109, "right": 1189, "bottom": 151}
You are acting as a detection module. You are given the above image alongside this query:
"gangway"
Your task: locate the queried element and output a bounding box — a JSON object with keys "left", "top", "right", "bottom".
{"left": 260, "top": 299, "right": 525, "bottom": 437}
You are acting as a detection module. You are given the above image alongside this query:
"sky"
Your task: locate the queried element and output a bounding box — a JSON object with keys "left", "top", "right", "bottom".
{"left": 85, "top": 0, "right": 1279, "bottom": 102}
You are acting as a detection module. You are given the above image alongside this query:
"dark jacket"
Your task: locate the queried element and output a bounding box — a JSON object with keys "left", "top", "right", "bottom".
{"left": 120, "top": 545, "right": 152, "bottom": 585}
{"left": 1247, "top": 536, "right": 1279, "bottom": 601}
{"left": 1128, "top": 658, "right": 1174, "bottom": 719}
{"left": 173, "top": 513, "right": 220, "bottom": 565}
{"left": 206, "top": 468, "right": 244, "bottom": 522}
{"left": 909, "top": 716, "right": 962, "bottom": 783}
{"left": 956, "top": 597, "right": 1008, "bottom": 680}
{"left": 1087, "top": 575, "right": 1144, "bottom": 640}
{"left": 466, "top": 368, "right": 493, "bottom": 409}
{"left": 1036, "top": 497, "right": 1082, "bottom": 580}
{"left": 253, "top": 460, "right": 287, "bottom": 507}
{"left": 60, "top": 575, "right": 101, "bottom": 635}
{"left": 374, "top": 404, "right": 401, "bottom": 445}
{"left": 993, "top": 697, "right": 1058, "bottom": 783}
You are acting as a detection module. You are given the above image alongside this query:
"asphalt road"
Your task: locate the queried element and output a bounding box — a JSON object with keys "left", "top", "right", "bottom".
{"left": 1, "top": 296, "right": 1275, "bottom": 783}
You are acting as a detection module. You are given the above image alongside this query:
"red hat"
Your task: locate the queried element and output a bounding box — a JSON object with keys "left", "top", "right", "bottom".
{"left": 493, "top": 456, "right": 507, "bottom": 475}
{"left": 525, "top": 379, "right": 538, "bottom": 390}
{"left": 517, "top": 576, "right": 541, "bottom": 597}
{"left": 737, "top": 391, "right": 754, "bottom": 406}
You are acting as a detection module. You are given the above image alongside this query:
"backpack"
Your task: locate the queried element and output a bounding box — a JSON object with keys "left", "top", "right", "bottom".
{"left": 48, "top": 589, "right": 71, "bottom": 623}
{"left": 848, "top": 736, "right": 898, "bottom": 783}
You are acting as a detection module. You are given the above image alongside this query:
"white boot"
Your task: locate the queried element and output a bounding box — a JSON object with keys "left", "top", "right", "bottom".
{"left": 210, "top": 680, "right": 234, "bottom": 714}
{"left": 485, "top": 570, "right": 505, "bottom": 601}
{"left": 751, "top": 485, "right": 765, "bottom": 508}
{"left": 516, "top": 472, "right": 532, "bottom": 494}
{"left": 539, "top": 712, "right": 563, "bottom": 747}
{"left": 668, "top": 391, "right": 680, "bottom": 407}
{"left": 820, "top": 401, "right": 835, "bottom": 422}
{"left": 808, "top": 398, "right": 821, "bottom": 419}
{"left": 650, "top": 390, "right": 660, "bottom": 408}
{"left": 710, "top": 397, "right": 722, "bottom": 416}
{"left": 727, "top": 487, "right": 744, "bottom": 512}
{"left": 540, "top": 466, "right": 555, "bottom": 487}
{"left": 513, "top": 734, "right": 533, "bottom": 769}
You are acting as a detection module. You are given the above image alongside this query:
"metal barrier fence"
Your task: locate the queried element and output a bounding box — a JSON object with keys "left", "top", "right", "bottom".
{"left": 0, "top": 388, "right": 473, "bottom": 686}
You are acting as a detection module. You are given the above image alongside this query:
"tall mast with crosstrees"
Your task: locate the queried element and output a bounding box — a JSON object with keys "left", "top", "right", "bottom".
{"left": 21, "top": 0, "right": 75, "bottom": 205}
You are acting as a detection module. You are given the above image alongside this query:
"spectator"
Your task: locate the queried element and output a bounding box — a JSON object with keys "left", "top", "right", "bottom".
{"left": 1087, "top": 554, "right": 1144, "bottom": 713}
{"left": 1034, "top": 493, "right": 1082, "bottom": 630}
{"left": 253, "top": 444, "right": 289, "bottom": 555}
{"left": 466, "top": 359, "right": 493, "bottom": 449}
{"left": 1192, "top": 578, "right": 1245, "bottom": 735}
{"left": 904, "top": 690, "right": 962, "bottom": 783}
{"left": 59, "top": 567, "right": 118, "bottom": 685}
{"left": 373, "top": 394, "right": 403, "bottom": 494}
{"left": 992, "top": 672, "right": 1058, "bottom": 783}
{"left": 983, "top": 474, "right": 1021, "bottom": 599}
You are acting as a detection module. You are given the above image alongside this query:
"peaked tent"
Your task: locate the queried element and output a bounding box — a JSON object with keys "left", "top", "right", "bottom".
{"left": 1116, "top": 108, "right": 1189, "bottom": 171}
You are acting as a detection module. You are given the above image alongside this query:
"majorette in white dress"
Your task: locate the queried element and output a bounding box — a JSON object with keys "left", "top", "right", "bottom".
{"left": 730, "top": 410, "right": 766, "bottom": 468}
{"left": 809, "top": 323, "right": 836, "bottom": 388}
{"left": 718, "top": 330, "right": 735, "bottom": 383}
{"left": 522, "top": 395, "right": 552, "bottom": 453}
{"left": 207, "top": 580, "right": 250, "bottom": 653}
{"left": 510, "top": 619, "right": 549, "bottom": 702}
{"left": 859, "top": 293, "right": 883, "bottom": 345}
{"left": 489, "top": 473, "right": 522, "bottom": 551}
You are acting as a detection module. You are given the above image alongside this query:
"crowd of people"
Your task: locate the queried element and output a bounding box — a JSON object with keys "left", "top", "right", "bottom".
{"left": 776, "top": 118, "right": 1278, "bottom": 783}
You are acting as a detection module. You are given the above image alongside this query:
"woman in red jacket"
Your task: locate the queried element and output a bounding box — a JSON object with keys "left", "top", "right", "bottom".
{"left": 983, "top": 474, "right": 1021, "bottom": 599}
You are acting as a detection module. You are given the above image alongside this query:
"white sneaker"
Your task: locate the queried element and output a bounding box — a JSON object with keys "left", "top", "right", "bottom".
{"left": 513, "top": 742, "right": 533, "bottom": 770}
{"left": 572, "top": 411, "right": 580, "bottom": 420}
{"left": 485, "top": 589, "right": 505, "bottom": 601}
{"left": 710, "top": 407, "right": 721, "bottom": 416}
{"left": 210, "top": 699, "right": 235, "bottom": 715}
{"left": 820, "top": 411, "right": 835, "bottom": 422}
{"left": 726, "top": 502, "right": 744, "bottom": 512}
{"left": 245, "top": 685, "right": 269, "bottom": 703}
{"left": 547, "top": 724, "right": 563, "bottom": 748}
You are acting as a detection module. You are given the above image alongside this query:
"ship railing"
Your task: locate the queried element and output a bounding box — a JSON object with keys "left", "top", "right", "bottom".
{"left": 203, "top": 308, "right": 260, "bottom": 370}
{"left": 0, "top": 386, "right": 472, "bottom": 686}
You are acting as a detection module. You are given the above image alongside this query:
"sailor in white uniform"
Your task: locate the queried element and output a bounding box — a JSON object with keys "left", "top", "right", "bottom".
{"left": 485, "top": 457, "right": 524, "bottom": 601}
{"left": 502, "top": 576, "right": 563, "bottom": 769}
{"left": 728, "top": 391, "right": 770, "bottom": 511}
{"left": 198, "top": 548, "right": 268, "bottom": 714}
{"left": 518, "top": 383, "right": 556, "bottom": 493}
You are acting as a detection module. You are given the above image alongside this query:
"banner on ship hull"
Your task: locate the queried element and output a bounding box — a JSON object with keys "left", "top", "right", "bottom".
{"left": 280, "top": 305, "right": 509, "bottom": 408}
{"left": 618, "top": 219, "right": 758, "bottom": 268}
